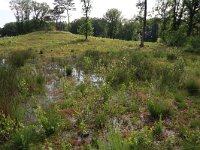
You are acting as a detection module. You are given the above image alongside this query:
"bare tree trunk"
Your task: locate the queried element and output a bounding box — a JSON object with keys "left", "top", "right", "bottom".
{"left": 172, "top": 0, "right": 177, "bottom": 30}
{"left": 140, "top": 0, "right": 147, "bottom": 47}
{"left": 188, "top": 13, "right": 194, "bottom": 36}
{"left": 66, "top": 9, "right": 70, "bottom": 31}
{"left": 177, "top": 1, "right": 185, "bottom": 29}
{"left": 85, "top": 11, "right": 88, "bottom": 40}
{"left": 163, "top": 17, "right": 167, "bottom": 31}
{"left": 67, "top": 9, "right": 70, "bottom": 24}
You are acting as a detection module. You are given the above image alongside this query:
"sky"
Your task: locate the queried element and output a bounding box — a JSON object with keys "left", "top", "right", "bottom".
{"left": 0, "top": 0, "right": 156, "bottom": 28}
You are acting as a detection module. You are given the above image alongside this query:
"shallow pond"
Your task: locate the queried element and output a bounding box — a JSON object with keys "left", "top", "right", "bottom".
{"left": 45, "top": 64, "right": 104, "bottom": 102}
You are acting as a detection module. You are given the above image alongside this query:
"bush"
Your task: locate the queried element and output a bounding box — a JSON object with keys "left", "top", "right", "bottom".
{"left": 147, "top": 100, "right": 172, "bottom": 119}
{"left": 93, "top": 111, "right": 107, "bottom": 129}
{"left": 18, "top": 66, "right": 45, "bottom": 96}
{"left": 167, "top": 53, "right": 177, "bottom": 61}
{"left": 185, "top": 79, "right": 200, "bottom": 96}
{"left": 10, "top": 125, "right": 44, "bottom": 149}
{"left": 36, "top": 74, "right": 45, "bottom": 86}
{"left": 1, "top": 22, "right": 18, "bottom": 36}
{"left": 161, "top": 29, "right": 187, "bottom": 47}
{"left": 174, "top": 93, "right": 187, "bottom": 109}
{"left": 36, "top": 107, "right": 65, "bottom": 137}
{"left": 65, "top": 65, "right": 73, "bottom": 76}
{"left": 0, "top": 113, "right": 16, "bottom": 144}
{"left": 100, "top": 85, "right": 112, "bottom": 101}
{"left": 76, "top": 83, "right": 87, "bottom": 94}
{"left": 44, "top": 23, "right": 56, "bottom": 32}
{"left": 69, "top": 18, "right": 85, "bottom": 34}
{"left": 190, "top": 119, "right": 200, "bottom": 129}
{"left": 159, "top": 60, "right": 185, "bottom": 88}
{"left": 1, "top": 21, "right": 54, "bottom": 37}
{"left": 106, "top": 68, "right": 130, "bottom": 88}
{"left": 185, "top": 36, "right": 200, "bottom": 54}
{"left": 135, "top": 60, "right": 155, "bottom": 81}
{"left": 0, "top": 27, "right": 2, "bottom": 36}
{"left": 182, "top": 129, "right": 200, "bottom": 150}
{"left": 78, "top": 50, "right": 104, "bottom": 71}
{"left": 129, "top": 127, "right": 154, "bottom": 150}
{"left": 152, "top": 117, "right": 163, "bottom": 140}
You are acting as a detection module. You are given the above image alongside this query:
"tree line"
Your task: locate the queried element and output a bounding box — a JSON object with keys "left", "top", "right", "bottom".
{"left": 0, "top": 0, "right": 200, "bottom": 48}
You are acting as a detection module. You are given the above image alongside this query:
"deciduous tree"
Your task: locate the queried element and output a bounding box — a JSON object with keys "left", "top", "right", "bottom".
{"left": 185, "top": 0, "right": 200, "bottom": 36}
{"left": 155, "top": 0, "right": 170, "bottom": 31}
{"left": 31, "top": 1, "right": 50, "bottom": 21}
{"left": 137, "top": 0, "right": 147, "bottom": 47}
{"left": 104, "top": 8, "right": 122, "bottom": 39}
{"left": 80, "top": 0, "right": 92, "bottom": 40}
{"left": 53, "top": 0, "right": 76, "bottom": 24}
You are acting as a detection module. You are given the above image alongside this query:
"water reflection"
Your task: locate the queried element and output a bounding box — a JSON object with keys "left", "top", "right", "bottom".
{"left": 45, "top": 65, "right": 104, "bottom": 102}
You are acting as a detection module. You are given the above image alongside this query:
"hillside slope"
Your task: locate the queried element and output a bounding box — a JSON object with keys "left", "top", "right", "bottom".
{"left": 0, "top": 31, "right": 162, "bottom": 56}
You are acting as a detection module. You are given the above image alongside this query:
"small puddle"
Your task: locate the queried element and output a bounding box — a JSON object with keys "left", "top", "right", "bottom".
{"left": 72, "top": 68, "right": 84, "bottom": 84}
{"left": 45, "top": 64, "right": 105, "bottom": 102}
{"left": 0, "top": 58, "right": 6, "bottom": 66}
{"left": 2, "top": 59, "right": 5, "bottom": 65}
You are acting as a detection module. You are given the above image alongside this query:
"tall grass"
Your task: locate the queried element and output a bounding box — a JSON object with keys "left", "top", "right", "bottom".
{"left": 147, "top": 100, "right": 172, "bottom": 119}
{"left": 185, "top": 79, "right": 200, "bottom": 96}
{"left": 0, "top": 66, "right": 18, "bottom": 115}
{"left": 8, "top": 49, "right": 34, "bottom": 68}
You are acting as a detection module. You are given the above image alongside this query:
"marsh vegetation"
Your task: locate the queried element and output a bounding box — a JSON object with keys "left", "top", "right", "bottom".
{"left": 0, "top": 32, "right": 199, "bottom": 149}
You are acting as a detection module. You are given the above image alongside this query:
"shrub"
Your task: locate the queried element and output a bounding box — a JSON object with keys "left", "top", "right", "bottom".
{"left": 0, "top": 27, "right": 2, "bottom": 36}
{"left": 182, "top": 129, "right": 200, "bottom": 150}
{"left": 147, "top": 100, "right": 172, "bottom": 119}
{"left": 159, "top": 60, "right": 185, "bottom": 88}
{"left": 174, "top": 93, "right": 185, "bottom": 103}
{"left": 135, "top": 60, "right": 155, "bottom": 81}
{"left": 18, "top": 66, "right": 45, "bottom": 96}
{"left": 36, "top": 74, "right": 45, "bottom": 86}
{"left": 152, "top": 117, "right": 163, "bottom": 140}
{"left": 129, "top": 127, "right": 154, "bottom": 150}
{"left": 185, "top": 36, "right": 200, "bottom": 54}
{"left": 0, "top": 113, "right": 16, "bottom": 144}
{"left": 1, "top": 22, "right": 18, "bottom": 36}
{"left": 36, "top": 107, "right": 65, "bottom": 137}
{"left": 167, "top": 53, "right": 177, "bottom": 61}
{"left": 153, "top": 50, "right": 166, "bottom": 58}
{"left": 185, "top": 79, "right": 200, "bottom": 96}
{"left": 161, "top": 29, "right": 187, "bottom": 47}
{"left": 84, "top": 50, "right": 102, "bottom": 62}
{"left": 65, "top": 65, "right": 73, "bottom": 76}
{"left": 100, "top": 85, "right": 113, "bottom": 101}
{"left": 174, "top": 93, "right": 187, "bottom": 109}
{"left": 190, "top": 119, "right": 200, "bottom": 129}
{"left": 106, "top": 68, "right": 130, "bottom": 88}
{"left": 10, "top": 125, "right": 44, "bottom": 149}
{"left": 44, "top": 23, "right": 56, "bottom": 32}
{"left": 78, "top": 50, "right": 104, "bottom": 71}
{"left": 76, "top": 83, "right": 87, "bottom": 94}
{"left": 93, "top": 111, "right": 107, "bottom": 129}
